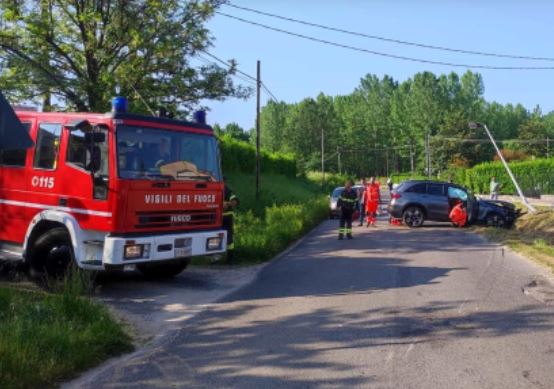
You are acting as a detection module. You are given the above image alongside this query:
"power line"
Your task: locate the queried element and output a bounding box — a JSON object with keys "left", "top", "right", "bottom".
{"left": 199, "top": 50, "right": 279, "bottom": 100}
{"left": 216, "top": 12, "right": 554, "bottom": 70}
{"left": 226, "top": 3, "right": 554, "bottom": 62}
{"left": 339, "top": 144, "right": 413, "bottom": 152}
{"left": 433, "top": 136, "right": 549, "bottom": 144}
{"left": 200, "top": 54, "right": 258, "bottom": 85}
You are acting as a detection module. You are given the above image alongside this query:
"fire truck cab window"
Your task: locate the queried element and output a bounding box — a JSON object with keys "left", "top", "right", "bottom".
{"left": 0, "top": 122, "right": 31, "bottom": 167}
{"left": 116, "top": 125, "right": 221, "bottom": 181}
{"left": 67, "top": 127, "right": 109, "bottom": 174}
{"left": 34, "top": 123, "right": 62, "bottom": 170}
{"left": 67, "top": 129, "right": 87, "bottom": 169}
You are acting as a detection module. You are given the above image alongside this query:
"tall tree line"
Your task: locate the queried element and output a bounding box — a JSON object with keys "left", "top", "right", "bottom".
{"left": 259, "top": 71, "right": 554, "bottom": 177}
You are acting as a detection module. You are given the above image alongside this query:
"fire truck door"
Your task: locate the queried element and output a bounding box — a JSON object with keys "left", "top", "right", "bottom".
{"left": 0, "top": 122, "right": 33, "bottom": 243}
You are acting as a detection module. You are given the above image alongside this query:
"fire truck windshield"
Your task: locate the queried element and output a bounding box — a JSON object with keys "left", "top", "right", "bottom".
{"left": 117, "top": 125, "right": 221, "bottom": 181}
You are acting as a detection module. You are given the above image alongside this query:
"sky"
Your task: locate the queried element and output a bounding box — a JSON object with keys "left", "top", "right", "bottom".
{"left": 202, "top": 1, "right": 554, "bottom": 131}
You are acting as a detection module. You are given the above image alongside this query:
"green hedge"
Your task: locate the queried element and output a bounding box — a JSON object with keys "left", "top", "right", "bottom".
{"left": 464, "top": 158, "right": 554, "bottom": 195}
{"left": 219, "top": 134, "right": 296, "bottom": 177}
{"left": 218, "top": 172, "right": 329, "bottom": 263}
{"left": 306, "top": 171, "right": 351, "bottom": 193}
{"left": 235, "top": 198, "right": 328, "bottom": 262}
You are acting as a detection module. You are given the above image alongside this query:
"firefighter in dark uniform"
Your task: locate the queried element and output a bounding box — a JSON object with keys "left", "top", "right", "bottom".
{"left": 223, "top": 177, "right": 239, "bottom": 262}
{"left": 337, "top": 180, "right": 358, "bottom": 240}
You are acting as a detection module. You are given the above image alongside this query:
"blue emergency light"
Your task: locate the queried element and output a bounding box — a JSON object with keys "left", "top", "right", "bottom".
{"left": 112, "top": 96, "right": 128, "bottom": 113}
{"left": 193, "top": 110, "right": 206, "bottom": 124}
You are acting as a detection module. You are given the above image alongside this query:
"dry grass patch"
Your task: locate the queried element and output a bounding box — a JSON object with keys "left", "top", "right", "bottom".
{"left": 475, "top": 209, "right": 554, "bottom": 271}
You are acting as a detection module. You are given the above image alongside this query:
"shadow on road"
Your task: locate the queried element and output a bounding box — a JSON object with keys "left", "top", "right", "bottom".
{"left": 70, "top": 219, "right": 554, "bottom": 389}
{"left": 106, "top": 299, "right": 554, "bottom": 388}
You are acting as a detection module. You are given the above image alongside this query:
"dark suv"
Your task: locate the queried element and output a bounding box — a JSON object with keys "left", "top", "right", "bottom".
{"left": 388, "top": 180, "right": 518, "bottom": 228}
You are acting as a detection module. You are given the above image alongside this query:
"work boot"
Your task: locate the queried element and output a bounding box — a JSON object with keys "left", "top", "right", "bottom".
{"left": 338, "top": 234, "right": 344, "bottom": 240}
{"left": 226, "top": 250, "right": 235, "bottom": 264}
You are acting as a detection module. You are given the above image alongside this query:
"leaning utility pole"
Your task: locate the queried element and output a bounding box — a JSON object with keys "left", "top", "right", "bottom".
{"left": 469, "top": 122, "right": 536, "bottom": 213}
{"left": 255, "top": 60, "right": 261, "bottom": 200}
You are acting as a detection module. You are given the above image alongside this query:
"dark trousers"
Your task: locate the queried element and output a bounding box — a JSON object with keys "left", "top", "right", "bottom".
{"left": 358, "top": 202, "right": 366, "bottom": 224}
{"left": 223, "top": 214, "right": 234, "bottom": 260}
{"left": 339, "top": 209, "right": 353, "bottom": 237}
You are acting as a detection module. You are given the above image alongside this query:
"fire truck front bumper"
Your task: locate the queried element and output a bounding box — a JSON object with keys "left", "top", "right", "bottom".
{"left": 102, "top": 230, "right": 227, "bottom": 266}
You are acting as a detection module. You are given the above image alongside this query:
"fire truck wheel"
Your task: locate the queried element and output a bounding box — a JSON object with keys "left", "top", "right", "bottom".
{"left": 31, "top": 227, "right": 74, "bottom": 279}
{"left": 136, "top": 258, "right": 190, "bottom": 279}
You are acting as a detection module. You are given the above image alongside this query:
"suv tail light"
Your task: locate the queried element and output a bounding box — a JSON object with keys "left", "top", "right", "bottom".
{"left": 391, "top": 192, "right": 402, "bottom": 199}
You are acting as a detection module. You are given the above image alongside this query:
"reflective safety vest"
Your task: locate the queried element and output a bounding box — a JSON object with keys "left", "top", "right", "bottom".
{"left": 338, "top": 188, "right": 358, "bottom": 211}
{"left": 364, "top": 183, "right": 380, "bottom": 203}
{"left": 223, "top": 185, "right": 238, "bottom": 217}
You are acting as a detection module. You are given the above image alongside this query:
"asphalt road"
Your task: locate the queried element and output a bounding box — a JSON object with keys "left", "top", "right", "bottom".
{"left": 67, "top": 219, "right": 554, "bottom": 389}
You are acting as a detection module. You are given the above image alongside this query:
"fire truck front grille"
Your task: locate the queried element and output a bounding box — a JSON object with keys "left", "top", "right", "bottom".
{"left": 135, "top": 210, "right": 217, "bottom": 229}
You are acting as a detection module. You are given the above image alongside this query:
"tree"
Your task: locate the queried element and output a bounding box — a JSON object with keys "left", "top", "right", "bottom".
{"left": 517, "top": 106, "right": 548, "bottom": 157}
{"left": 222, "top": 122, "right": 249, "bottom": 142}
{"left": 0, "top": 0, "right": 251, "bottom": 113}
{"left": 260, "top": 100, "right": 289, "bottom": 152}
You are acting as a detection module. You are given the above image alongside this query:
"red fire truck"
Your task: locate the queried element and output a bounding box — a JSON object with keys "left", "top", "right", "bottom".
{"left": 0, "top": 99, "right": 226, "bottom": 278}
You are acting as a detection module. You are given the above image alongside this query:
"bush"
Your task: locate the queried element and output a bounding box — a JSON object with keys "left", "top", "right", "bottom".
{"left": 221, "top": 173, "right": 329, "bottom": 263}
{"left": 465, "top": 157, "right": 554, "bottom": 195}
{"left": 306, "top": 171, "right": 353, "bottom": 194}
{"left": 219, "top": 134, "right": 296, "bottom": 177}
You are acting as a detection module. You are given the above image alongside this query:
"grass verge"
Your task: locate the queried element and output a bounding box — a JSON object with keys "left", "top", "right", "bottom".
{"left": 194, "top": 173, "right": 329, "bottom": 265}
{"left": 473, "top": 209, "right": 554, "bottom": 271}
{"left": 0, "top": 274, "right": 133, "bottom": 389}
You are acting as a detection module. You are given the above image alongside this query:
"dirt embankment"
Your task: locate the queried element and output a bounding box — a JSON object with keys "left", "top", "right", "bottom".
{"left": 479, "top": 209, "right": 554, "bottom": 271}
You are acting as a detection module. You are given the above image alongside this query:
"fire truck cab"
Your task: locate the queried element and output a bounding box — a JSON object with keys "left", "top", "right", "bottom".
{"left": 0, "top": 102, "right": 226, "bottom": 278}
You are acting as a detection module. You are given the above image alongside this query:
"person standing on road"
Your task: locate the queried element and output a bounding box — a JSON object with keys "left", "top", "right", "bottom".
{"left": 386, "top": 177, "right": 393, "bottom": 193}
{"left": 490, "top": 176, "right": 501, "bottom": 200}
{"left": 223, "top": 177, "right": 239, "bottom": 262}
{"left": 337, "top": 180, "right": 357, "bottom": 240}
{"left": 357, "top": 177, "right": 367, "bottom": 226}
{"left": 364, "top": 176, "right": 381, "bottom": 227}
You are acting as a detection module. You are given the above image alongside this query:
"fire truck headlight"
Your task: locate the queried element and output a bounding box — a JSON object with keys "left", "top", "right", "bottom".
{"left": 124, "top": 244, "right": 145, "bottom": 259}
{"left": 206, "top": 237, "right": 223, "bottom": 251}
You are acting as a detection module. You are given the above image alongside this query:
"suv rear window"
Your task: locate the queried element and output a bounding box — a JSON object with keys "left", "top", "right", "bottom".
{"left": 427, "top": 183, "right": 444, "bottom": 196}
{"left": 405, "top": 183, "right": 426, "bottom": 193}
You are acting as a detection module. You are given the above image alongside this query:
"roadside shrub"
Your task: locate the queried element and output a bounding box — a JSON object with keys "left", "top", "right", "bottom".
{"left": 465, "top": 157, "right": 554, "bottom": 195}
{"left": 234, "top": 198, "right": 328, "bottom": 263}
{"left": 219, "top": 134, "right": 296, "bottom": 177}
{"left": 221, "top": 172, "right": 329, "bottom": 263}
{"left": 306, "top": 171, "right": 352, "bottom": 193}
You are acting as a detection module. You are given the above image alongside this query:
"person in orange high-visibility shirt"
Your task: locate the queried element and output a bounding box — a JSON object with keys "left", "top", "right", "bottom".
{"left": 449, "top": 199, "right": 467, "bottom": 228}
{"left": 364, "top": 176, "right": 381, "bottom": 227}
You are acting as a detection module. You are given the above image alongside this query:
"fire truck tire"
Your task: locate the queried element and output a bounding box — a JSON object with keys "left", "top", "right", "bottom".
{"left": 136, "top": 258, "right": 190, "bottom": 279}
{"left": 30, "top": 227, "right": 74, "bottom": 279}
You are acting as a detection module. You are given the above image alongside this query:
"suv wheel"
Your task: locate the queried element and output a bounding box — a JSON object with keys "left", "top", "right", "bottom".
{"left": 403, "top": 206, "right": 425, "bottom": 228}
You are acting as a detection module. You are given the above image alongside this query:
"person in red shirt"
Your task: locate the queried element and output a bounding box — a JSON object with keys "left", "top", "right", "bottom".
{"left": 364, "top": 176, "right": 381, "bottom": 227}
{"left": 449, "top": 199, "right": 467, "bottom": 228}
